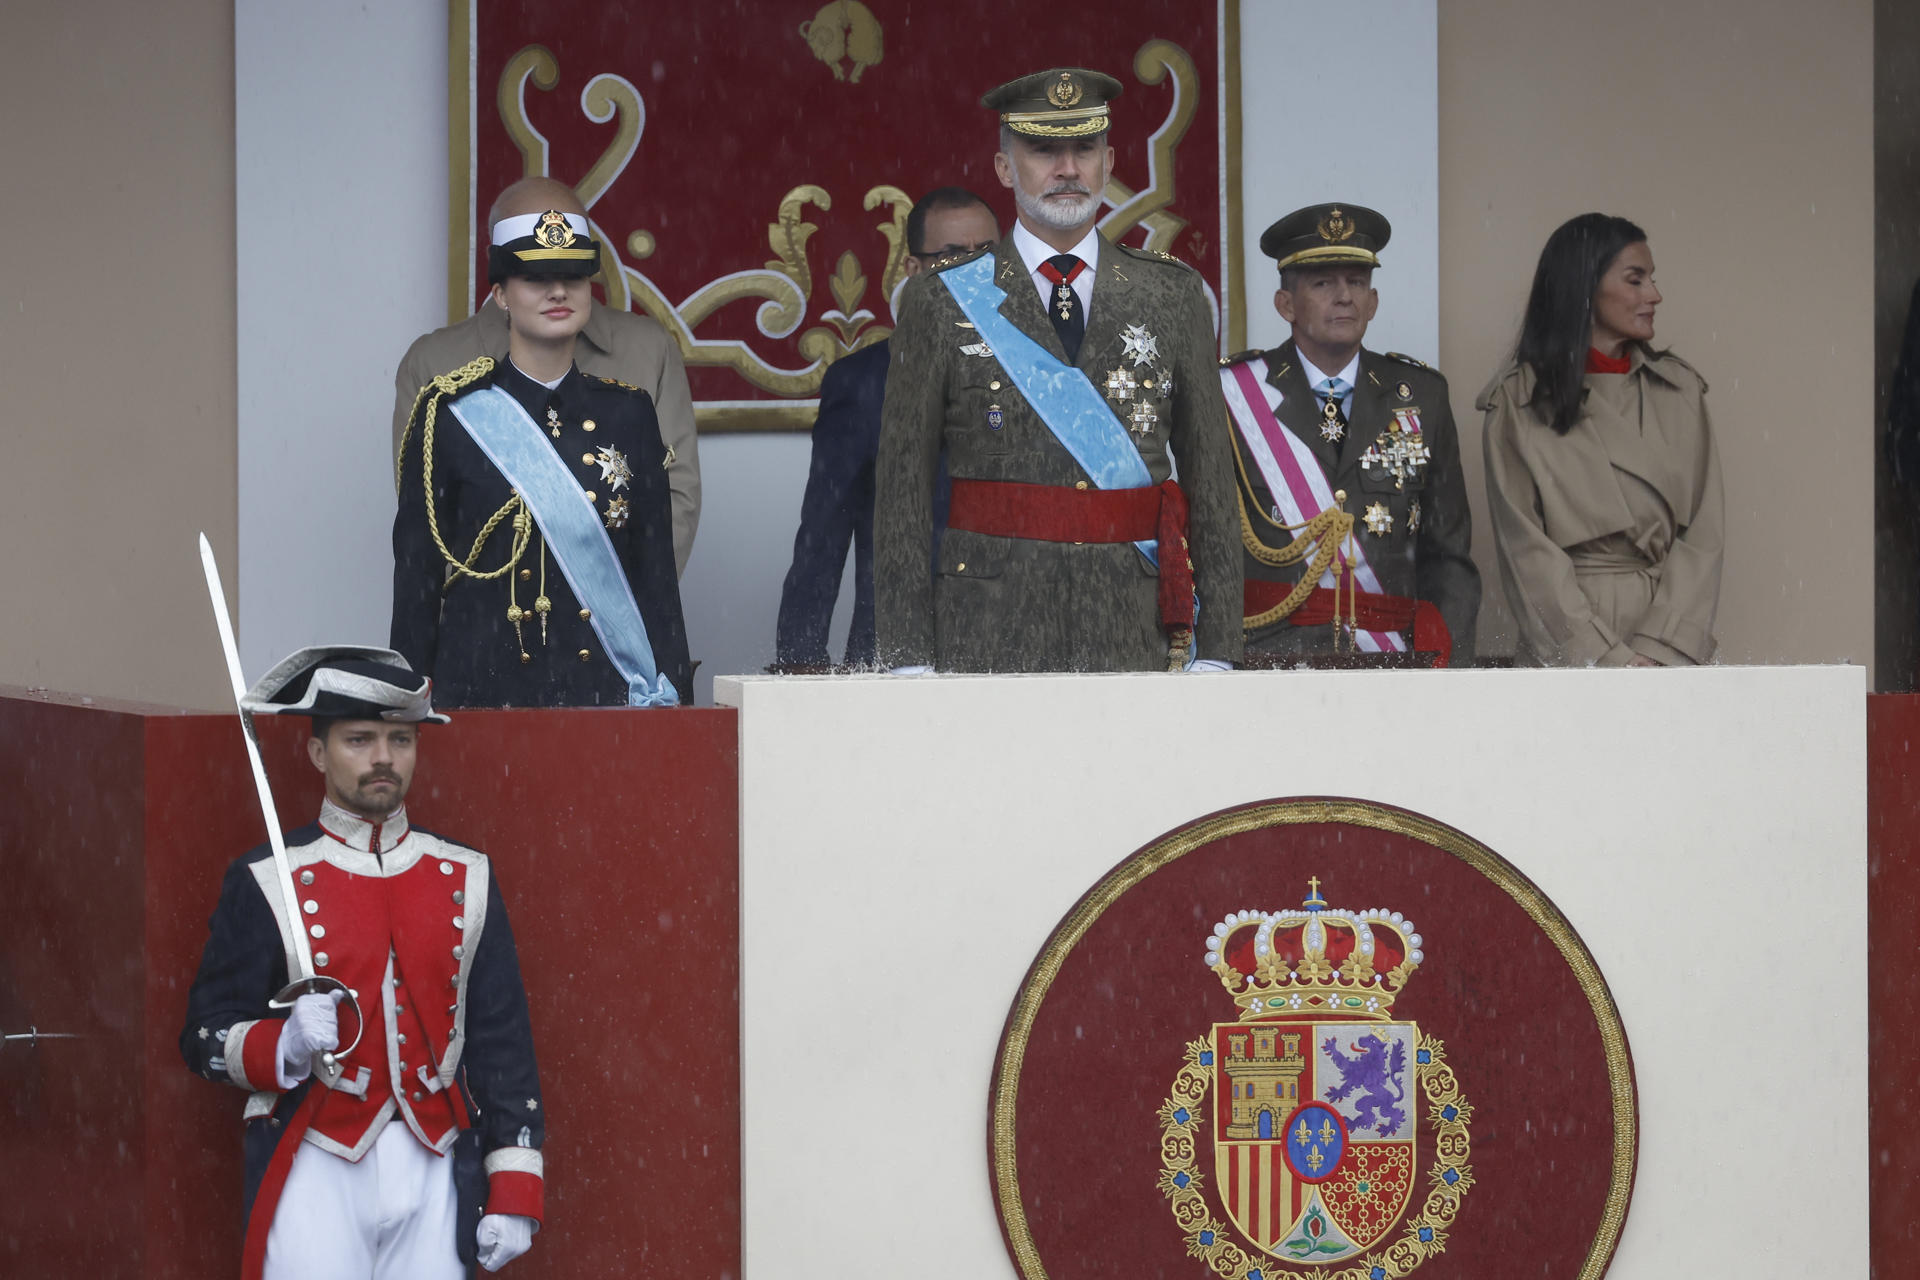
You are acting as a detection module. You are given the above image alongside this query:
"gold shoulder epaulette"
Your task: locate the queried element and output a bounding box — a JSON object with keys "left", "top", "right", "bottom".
{"left": 1219, "top": 349, "right": 1262, "bottom": 368}
{"left": 1115, "top": 241, "right": 1194, "bottom": 270}
{"left": 596, "top": 374, "right": 643, "bottom": 392}
{"left": 1384, "top": 351, "right": 1436, "bottom": 372}
{"left": 929, "top": 245, "right": 993, "bottom": 274}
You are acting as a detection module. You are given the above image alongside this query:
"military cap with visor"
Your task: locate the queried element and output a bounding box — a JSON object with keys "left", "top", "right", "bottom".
{"left": 488, "top": 208, "right": 601, "bottom": 284}
{"left": 984, "top": 67, "right": 1123, "bottom": 138}
{"left": 241, "top": 644, "right": 450, "bottom": 724}
{"left": 1260, "top": 202, "right": 1392, "bottom": 272}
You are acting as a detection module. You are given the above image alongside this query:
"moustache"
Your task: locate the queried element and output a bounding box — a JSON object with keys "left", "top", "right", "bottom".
{"left": 1044, "top": 182, "right": 1092, "bottom": 198}
{"left": 358, "top": 769, "right": 402, "bottom": 787}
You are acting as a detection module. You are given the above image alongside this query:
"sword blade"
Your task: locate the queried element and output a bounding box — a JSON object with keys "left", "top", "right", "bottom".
{"left": 197, "top": 533, "right": 315, "bottom": 982}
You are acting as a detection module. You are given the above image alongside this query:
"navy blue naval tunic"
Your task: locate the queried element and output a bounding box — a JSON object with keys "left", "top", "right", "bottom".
{"left": 392, "top": 359, "right": 693, "bottom": 706}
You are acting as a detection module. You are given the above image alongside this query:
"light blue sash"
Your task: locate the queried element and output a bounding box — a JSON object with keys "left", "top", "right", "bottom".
{"left": 939, "top": 252, "right": 1157, "bottom": 565}
{"left": 447, "top": 386, "right": 678, "bottom": 706}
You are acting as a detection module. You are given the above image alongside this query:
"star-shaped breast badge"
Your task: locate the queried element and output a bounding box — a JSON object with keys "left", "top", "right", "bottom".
{"left": 595, "top": 445, "right": 632, "bottom": 492}
{"left": 603, "top": 496, "right": 630, "bottom": 530}
{"left": 1120, "top": 324, "right": 1160, "bottom": 367}
{"left": 527, "top": 1098, "right": 540, "bottom": 1112}
{"left": 1104, "top": 367, "right": 1137, "bottom": 403}
{"left": 1364, "top": 502, "right": 1393, "bottom": 536}
{"left": 1129, "top": 400, "right": 1160, "bottom": 437}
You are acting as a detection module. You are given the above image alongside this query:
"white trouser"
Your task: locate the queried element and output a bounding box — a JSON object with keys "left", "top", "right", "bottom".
{"left": 264, "top": 1121, "right": 464, "bottom": 1280}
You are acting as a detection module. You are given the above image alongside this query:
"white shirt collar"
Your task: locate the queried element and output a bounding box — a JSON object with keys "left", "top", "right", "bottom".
{"left": 508, "top": 357, "right": 568, "bottom": 391}
{"left": 1011, "top": 220, "right": 1101, "bottom": 317}
{"left": 1296, "top": 347, "right": 1361, "bottom": 397}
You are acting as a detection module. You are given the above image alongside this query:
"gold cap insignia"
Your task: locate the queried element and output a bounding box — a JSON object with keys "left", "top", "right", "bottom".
{"left": 1046, "top": 72, "right": 1083, "bottom": 108}
{"left": 533, "top": 211, "right": 577, "bottom": 250}
{"left": 1317, "top": 208, "right": 1354, "bottom": 244}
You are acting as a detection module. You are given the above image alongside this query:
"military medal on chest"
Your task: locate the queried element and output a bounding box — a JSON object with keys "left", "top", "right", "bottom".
{"left": 1121, "top": 324, "right": 1160, "bottom": 367}
{"left": 1359, "top": 408, "right": 1431, "bottom": 491}
{"left": 545, "top": 406, "right": 563, "bottom": 438}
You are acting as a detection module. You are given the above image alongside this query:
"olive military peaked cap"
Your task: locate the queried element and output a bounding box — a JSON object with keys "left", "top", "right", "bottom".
{"left": 242, "top": 645, "right": 451, "bottom": 724}
{"left": 983, "top": 67, "right": 1123, "bottom": 138}
{"left": 1260, "top": 203, "right": 1392, "bottom": 272}
{"left": 488, "top": 208, "right": 601, "bottom": 284}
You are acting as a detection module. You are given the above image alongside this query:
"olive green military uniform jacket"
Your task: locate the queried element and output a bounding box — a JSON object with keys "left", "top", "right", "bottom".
{"left": 393, "top": 299, "right": 700, "bottom": 576}
{"left": 1479, "top": 346, "right": 1722, "bottom": 667}
{"left": 873, "top": 235, "right": 1242, "bottom": 672}
{"left": 1227, "top": 341, "right": 1479, "bottom": 663}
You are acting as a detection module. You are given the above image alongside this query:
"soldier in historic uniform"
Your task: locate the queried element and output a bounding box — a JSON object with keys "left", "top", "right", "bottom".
{"left": 180, "top": 647, "right": 544, "bottom": 1278}
{"left": 1218, "top": 204, "right": 1479, "bottom": 666}
{"left": 391, "top": 202, "right": 692, "bottom": 707}
{"left": 873, "top": 68, "right": 1241, "bottom": 673}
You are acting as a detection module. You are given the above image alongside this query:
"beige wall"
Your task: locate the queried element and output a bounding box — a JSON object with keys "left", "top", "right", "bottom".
{"left": 1437, "top": 0, "right": 1876, "bottom": 668}
{"left": 0, "top": 0, "right": 235, "bottom": 709}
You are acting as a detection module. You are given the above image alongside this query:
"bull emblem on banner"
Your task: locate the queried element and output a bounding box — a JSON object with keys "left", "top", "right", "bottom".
{"left": 799, "top": 1, "right": 884, "bottom": 83}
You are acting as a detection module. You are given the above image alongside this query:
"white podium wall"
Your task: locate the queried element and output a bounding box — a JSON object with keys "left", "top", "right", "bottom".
{"left": 715, "top": 667, "right": 1867, "bottom": 1279}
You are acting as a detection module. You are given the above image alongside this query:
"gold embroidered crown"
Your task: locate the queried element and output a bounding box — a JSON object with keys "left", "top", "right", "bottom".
{"left": 1204, "top": 878, "right": 1423, "bottom": 1022}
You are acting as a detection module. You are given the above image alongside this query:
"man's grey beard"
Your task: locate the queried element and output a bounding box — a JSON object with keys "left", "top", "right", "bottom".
{"left": 1013, "top": 177, "right": 1103, "bottom": 231}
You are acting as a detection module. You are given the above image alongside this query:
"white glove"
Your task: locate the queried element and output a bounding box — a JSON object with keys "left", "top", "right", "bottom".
{"left": 275, "top": 990, "right": 343, "bottom": 1086}
{"left": 1188, "top": 659, "right": 1233, "bottom": 672}
{"left": 476, "top": 1214, "right": 537, "bottom": 1271}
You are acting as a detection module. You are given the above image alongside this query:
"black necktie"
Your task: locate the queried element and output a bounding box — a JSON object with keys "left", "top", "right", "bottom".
{"left": 1039, "top": 254, "right": 1086, "bottom": 363}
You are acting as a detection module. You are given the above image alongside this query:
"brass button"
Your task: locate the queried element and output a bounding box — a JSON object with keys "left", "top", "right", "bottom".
{"left": 989, "top": 380, "right": 1002, "bottom": 391}
{"left": 956, "top": 561, "right": 967, "bottom": 572}
{"left": 578, "top": 649, "right": 591, "bottom": 662}
{"left": 1074, "top": 481, "right": 1088, "bottom": 490}
{"left": 519, "top": 652, "right": 532, "bottom": 665}
{"left": 578, "top": 608, "right": 592, "bottom": 621}
{"left": 584, "top": 490, "right": 597, "bottom": 503}
{"left": 582, "top": 452, "right": 596, "bottom": 465}
{"left": 519, "top": 568, "right": 532, "bottom": 581}
{"left": 582, "top": 418, "right": 596, "bottom": 431}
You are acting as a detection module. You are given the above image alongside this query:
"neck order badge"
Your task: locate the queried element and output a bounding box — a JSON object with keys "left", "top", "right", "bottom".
{"left": 988, "top": 800, "right": 1636, "bottom": 1280}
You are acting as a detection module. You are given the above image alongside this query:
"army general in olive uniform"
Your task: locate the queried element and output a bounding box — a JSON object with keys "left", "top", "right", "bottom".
{"left": 874, "top": 68, "right": 1241, "bottom": 673}
{"left": 1218, "top": 204, "right": 1479, "bottom": 665}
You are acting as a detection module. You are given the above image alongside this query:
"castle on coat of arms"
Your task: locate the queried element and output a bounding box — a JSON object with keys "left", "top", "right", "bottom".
{"left": 1221, "top": 1027, "right": 1304, "bottom": 1139}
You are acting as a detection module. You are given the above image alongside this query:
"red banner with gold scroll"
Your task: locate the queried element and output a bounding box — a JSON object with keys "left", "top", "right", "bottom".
{"left": 454, "top": 0, "right": 1225, "bottom": 430}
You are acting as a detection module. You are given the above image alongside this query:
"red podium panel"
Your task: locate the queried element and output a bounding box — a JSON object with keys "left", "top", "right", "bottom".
{"left": 0, "top": 690, "right": 739, "bottom": 1278}
{"left": 1871, "top": 694, "right": 1920, "bottom": 1280}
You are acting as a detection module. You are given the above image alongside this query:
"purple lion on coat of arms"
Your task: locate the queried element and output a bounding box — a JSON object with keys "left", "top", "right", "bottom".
{"left": 1320, "top": 1032, "right": 1408, "bottom": 1137}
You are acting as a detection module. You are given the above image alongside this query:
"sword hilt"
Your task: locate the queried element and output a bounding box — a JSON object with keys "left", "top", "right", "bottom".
{"left": 269, "top": 975, "right": 365, "bottom": 1069}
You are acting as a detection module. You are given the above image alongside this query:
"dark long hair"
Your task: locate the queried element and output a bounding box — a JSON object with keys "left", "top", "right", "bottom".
{"left": 1515, "top": 213, "right": 1647, "bottom": 435}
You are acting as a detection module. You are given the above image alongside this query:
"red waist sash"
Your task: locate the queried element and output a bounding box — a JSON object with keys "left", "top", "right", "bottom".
{"left": 1243, "top": 580, "right": 1452, "bottom": 669}
{"left": 947, "top": 477, "right": 1194, "bottom": 633}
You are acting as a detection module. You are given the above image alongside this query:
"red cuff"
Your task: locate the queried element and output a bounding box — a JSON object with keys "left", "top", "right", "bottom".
{"left": 230, "top": 1019, "right": 283, "bottom": 1092}
{"left": 485, "top": 1169, "right": 545, "bottom": 1222}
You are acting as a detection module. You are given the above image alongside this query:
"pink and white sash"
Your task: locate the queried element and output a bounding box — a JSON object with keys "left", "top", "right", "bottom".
{"left": 1219, "top": 358, "right": 1406, "bottom": 652}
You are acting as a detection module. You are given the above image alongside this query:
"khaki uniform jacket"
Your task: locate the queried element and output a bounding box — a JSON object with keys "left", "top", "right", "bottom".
{"left": 1478, "top": 346, "right": 1723, "bottom": 666}
{"left": 1228, "top": 341, "right": 1480, "bottom": 663}
{"left": 873, "top": 234, "right": 1242, "bottom": 672}
{"left": 393, "top": 299, "right": 700, "bottom": 575}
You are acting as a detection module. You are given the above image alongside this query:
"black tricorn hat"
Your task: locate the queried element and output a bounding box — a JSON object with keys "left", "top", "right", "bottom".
{"left": 241, "top": 645, "right": 449, "bottom": 724}
{"left": 487, "top": 209, "right": 602, "bottom": 284}
{"left": 983, "top": 67, "right": 1123, "bottom": 138}
{"left": 1260, "top": 203, "right": 1392, "bottom": 272}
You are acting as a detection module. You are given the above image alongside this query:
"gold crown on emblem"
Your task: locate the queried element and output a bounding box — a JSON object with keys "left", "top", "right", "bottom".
{"left": 1046, "top": 72, "right": 1083, "bottom": 108}
{"left": 1204, "top": 878, "right": 1423, "bottom": 1022}
{"left": 533, "top": 210, "right": 577, "bottom": 249}
{"left": 1317, "top": 208, "right": 1354, "bottom": 244}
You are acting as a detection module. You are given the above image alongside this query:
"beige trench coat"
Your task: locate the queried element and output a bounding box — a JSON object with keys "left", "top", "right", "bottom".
{"left": 1478, "top": 346, "right": 1723, "bottom": 666}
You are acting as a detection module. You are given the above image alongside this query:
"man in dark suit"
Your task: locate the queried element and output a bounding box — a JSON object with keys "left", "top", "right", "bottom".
{"left": 1217, "top": 203, "right": 1479, "bottom": 666}
{"left": 774, "top": 189, "right": 999, "bottom": 669}
{"left": 873, "top": 69, "right": 1241, "bottom": 673}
